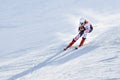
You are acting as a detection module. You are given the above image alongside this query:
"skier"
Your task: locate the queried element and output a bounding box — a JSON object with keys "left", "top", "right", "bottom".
{"left": 64, "top": 18, "right": 93, "bottom": 50}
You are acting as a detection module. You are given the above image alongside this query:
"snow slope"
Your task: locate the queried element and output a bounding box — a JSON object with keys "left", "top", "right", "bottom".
{"left": 0, "top": 0, "right": 120, "bottom": 80}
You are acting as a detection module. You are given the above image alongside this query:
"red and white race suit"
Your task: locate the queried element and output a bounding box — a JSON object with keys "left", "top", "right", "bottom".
{"left": 74, "top": 22, "right": 91, "bottom": 41}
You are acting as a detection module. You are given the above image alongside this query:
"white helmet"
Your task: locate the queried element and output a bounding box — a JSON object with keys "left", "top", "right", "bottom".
{"left": 80, "top": 18, "right": 86, "bottom": 25}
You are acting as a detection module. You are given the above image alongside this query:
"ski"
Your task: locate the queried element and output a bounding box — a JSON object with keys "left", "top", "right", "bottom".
{"left": 64, "top": 44, "right": 85, "bottom": 51}
{"left": 75, "top": 45, "right": 83, "bottom": 50}
{"left": 75, "top": 46, "right": 78, "bottom": 49}
{"left": 64, "top": 46, "right": 79, "bottom": 51}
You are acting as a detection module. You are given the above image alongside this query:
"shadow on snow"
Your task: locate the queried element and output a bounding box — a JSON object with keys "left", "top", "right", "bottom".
{"left": 8, "top": 45, "right": 99, "bottom": 80}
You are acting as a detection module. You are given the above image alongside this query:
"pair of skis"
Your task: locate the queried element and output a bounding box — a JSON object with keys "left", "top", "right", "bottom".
{"left": 64, "top": 45, "right": 82, "bottom": 51}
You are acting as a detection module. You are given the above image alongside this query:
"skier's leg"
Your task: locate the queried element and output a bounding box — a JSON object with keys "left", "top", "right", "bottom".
{"left": 79, "top": 32, "right": 87, "bottom": 47}
{"left": 79, "top": 37, "right": 86, "bottom": 47}
{"left": 64, "top": 39, "right": 76, "bottom": 50}
{"left": 64, "top": 33, "right": 81, "bottom": 50}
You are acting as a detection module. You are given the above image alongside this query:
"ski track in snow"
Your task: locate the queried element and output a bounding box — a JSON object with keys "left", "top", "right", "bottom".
{"left": 7, "top": 26, "right": 120, "bottom": 80}
{"left": 0, "top": 0, "right": 120, "bottom": 80}
{"left": 7, "top": 45, "right": 99, "bottom": 80}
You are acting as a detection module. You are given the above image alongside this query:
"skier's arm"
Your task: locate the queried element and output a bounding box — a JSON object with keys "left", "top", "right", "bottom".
{"left": 84, "top": 28, "right": 89, "bottom": 33}
{"left": 78, "top": 26, "right": 81, "bottom": 32}
{"left": 84, "top": 24, "right": 91, "bottom": 33}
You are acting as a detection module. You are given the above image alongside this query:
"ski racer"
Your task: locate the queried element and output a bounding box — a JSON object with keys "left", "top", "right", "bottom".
{"left": 64, "top": 18, "right": 93, "bottom": 50}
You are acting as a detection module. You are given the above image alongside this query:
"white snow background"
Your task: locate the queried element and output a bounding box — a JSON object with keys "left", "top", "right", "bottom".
{"left": 0, "top": 0, "right": 120, "bottom": 80}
